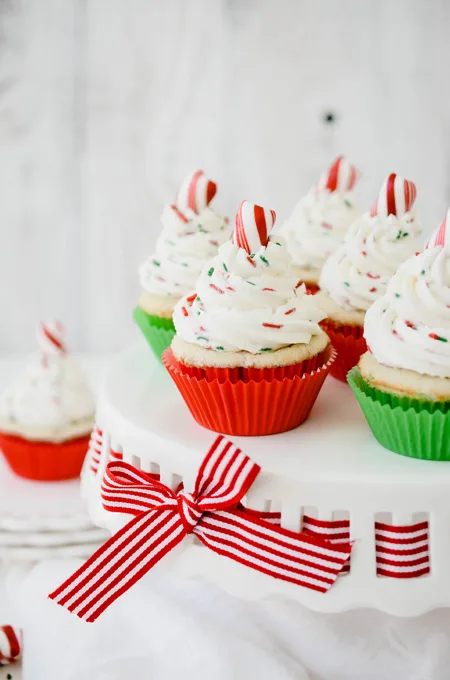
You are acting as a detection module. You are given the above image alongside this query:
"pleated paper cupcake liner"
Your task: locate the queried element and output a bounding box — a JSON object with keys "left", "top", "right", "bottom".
{"left": 175, "top": 347, "right": 330, "bottom": 383}
{"left": 320, "top": 320, "right": 366, "bottom": 382}
{"left": 0, "top": 433, "right": 91, "bottom": 481}
{"left": 163, "top": 346, "right": 336, "bottom": 436}
{"left": 348, "top": 367, "right": 450, "bottom": 461}
{"left": 133, "top": 306, "right": 175, "bottom": 363}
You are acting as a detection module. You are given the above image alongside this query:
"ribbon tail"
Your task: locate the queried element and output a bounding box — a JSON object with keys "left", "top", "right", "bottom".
{"left": 194, "top": 510, "right": 352, "bottom": 594}
{"left": 49, "top": 509, "right": 185, "bottom": 622}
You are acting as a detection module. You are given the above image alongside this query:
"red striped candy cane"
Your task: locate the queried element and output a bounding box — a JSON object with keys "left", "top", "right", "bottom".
{"left": 37, "top": 320, "right": 66, "bottom": 354}
{"left": 318, "top": 156, "right": 360, "bottom": 192}
{"left": 232, "top": 201, "right": 276, "bottom": 254}
{"left": 0, "top": 626, "right": 22, "bottom": 665}
{"left": 176, "top": 170, "right": 217, "bottom": 215}
{"left": 426, "top": 209, "right": 450, "bottom": 250}
{"left": 370, "top": 174, "right": 416, "bottom": 218}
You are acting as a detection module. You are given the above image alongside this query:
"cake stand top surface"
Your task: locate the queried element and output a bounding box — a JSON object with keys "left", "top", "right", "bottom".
{"left": 101, "top": 344, "right": 450, "bottom": 488}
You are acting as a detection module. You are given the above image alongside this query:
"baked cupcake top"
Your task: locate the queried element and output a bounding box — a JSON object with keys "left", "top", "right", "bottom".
{"left": 173, "top": 201, "right": 327, "bottom": 354}
{"left": 139, "top": 171, "right": 229, "bottom": 300}
{"left": 0, "top": 321, "right": 95, "bottom": 440}
{"left": 364, "top": 211, "right": 450, "bottom": 378}
{"left": 279, "top": 156, "right": 361, "bottom": 274}
{"left": 319, "top": 174, "right": 422, "bottom": 316}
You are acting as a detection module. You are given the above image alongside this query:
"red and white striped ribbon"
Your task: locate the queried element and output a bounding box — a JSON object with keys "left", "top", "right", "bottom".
{"left": 375, "top": 520, "right": 430, "bottom": 578}
{"left": 0, "top": 626, "right": 22, "bottom": 665}
{"left": 317, "top": 156, "right": 360, "bottom": 193}
{"left": 370, "top": 173, "right": 417, "bottom": 218}
{"left": 49, "top": 436, "right": 352, "bottom": 622}
{"left": 232, "top": 200, "right": 276, "bottom": 254}
{"left": 88, "top": 426, "right": 103, "bottom": 475}
{"left": 109, "top": 447, "right": 123, "bottom": 462}
{"left": 175, "top": 170, "right": 217, "bottom": 215}
{"left": 426, "top": 208, "right": 450, "bottom": 251}
{"left": 37, "top": 320, "right": 66, "bottom": 355}
{"left": 302, "top": 515, "right": 351, "bottom": 573}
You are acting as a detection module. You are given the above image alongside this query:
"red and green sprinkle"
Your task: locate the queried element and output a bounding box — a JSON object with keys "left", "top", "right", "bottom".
{"left": 429, "top": 333, "right": 448, "bottom": 343}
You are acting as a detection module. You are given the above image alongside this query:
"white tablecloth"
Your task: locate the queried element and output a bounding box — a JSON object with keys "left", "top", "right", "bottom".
{"left": 2, "top": 355, "right": 450, "bottom": 679}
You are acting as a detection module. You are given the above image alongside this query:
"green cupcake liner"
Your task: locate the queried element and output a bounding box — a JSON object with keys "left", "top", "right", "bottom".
{"left": 133, "top": 307, "right": 175, "bottom": 363}
{"left": 347, "top": 367, "right": 450, "bottom": 461}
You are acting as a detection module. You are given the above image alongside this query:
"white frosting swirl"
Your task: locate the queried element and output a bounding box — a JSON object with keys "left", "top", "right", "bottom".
{"left": 319, "top": 209, "right": 422, "bottom": 314}
{"left": 139, "top": 206, "right": 228, "bottom": 298}
{"left": 280, "top": 188, "right": 361, "bottom": 272}
{"left": 173, "top": 236, "right": 326, "bottom": 354}
{"left": 0, "top": 353, "right": 95, "bottom": 435}
{"left": 364, "top": 247, "right": 450, "bottom": 378}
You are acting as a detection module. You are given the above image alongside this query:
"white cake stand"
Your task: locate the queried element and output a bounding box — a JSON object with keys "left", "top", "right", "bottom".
{"left": 82, "top": 344, "right": 450, "bottom": 617}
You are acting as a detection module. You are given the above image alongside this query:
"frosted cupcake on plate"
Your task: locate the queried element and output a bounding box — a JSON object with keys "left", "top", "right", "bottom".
{"left": 279, "top": 156, "right": 361, "bottom": 293}
{"left": 134, "top": 170, "right": 229, "bottom": 361}
{"left": 163, "top": 200, "right": 335, "bottom": 436}
{"left": 349, "top": 211, "right": 450, "bottom": 460}
{"left": 0, "top": 321, "right": 95, "bottom": 480}
{"left": 316, "top": 173, "right": 422, "bottom": 381}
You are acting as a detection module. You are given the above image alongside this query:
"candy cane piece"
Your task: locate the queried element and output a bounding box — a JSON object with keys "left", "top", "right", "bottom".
{"left": 0, "top": 626, "right": 22, "bottom": 665}
{"left": 37, "top": 320, "right": 66, "bottom": 354}
{"left": 370, "top": 174, "right": 416, "bottom": 218}
{"left": 232, "top": 201, "right": 276, "bottom": 254}
{"left": 318, "top": 156, "right": 360, "bottom": 192}
{"left": 176, "top": 170, "right": 217, "bottom": 215}
{"left": 426, "top": 208, "right": 450, "bottom": 251}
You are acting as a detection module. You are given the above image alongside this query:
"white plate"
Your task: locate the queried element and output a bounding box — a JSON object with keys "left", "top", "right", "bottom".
{"left": 0, "top": 541, "right": 104, "bottom": 562}
{"left": 0, "top": 526, "right": 107, "bottom": 548}
{"left": 0, "top": 456, "right": 95, "bottom": 533}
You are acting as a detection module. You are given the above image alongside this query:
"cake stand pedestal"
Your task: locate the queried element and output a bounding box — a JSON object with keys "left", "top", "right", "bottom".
{"left": 82, "top": 345, "right": 450, "bottom": 617}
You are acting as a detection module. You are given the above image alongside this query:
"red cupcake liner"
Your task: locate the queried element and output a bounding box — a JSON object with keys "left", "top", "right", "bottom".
{"left": 175, "top": 347, "right": 330, "bottom": 383}
{"left": 163, "top": 346, "right": 335, "bottom": 436}
{"left": 320, "top": 320, "right": 366, "bottom": 383}
{"left": 0, "top": 432, "right": 91, "bottom": 481}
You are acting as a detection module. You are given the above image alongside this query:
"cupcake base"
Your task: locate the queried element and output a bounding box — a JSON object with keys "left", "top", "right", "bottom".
{"left": 320, "top": 320, "right": 366, "bottom": 383}
{"left": 348, "top": 367, "right": 450, "bottom": 461}
{"left": 0, "top": 432, "right": 91, "bottom": 481}
{"left": 133, "top": 306, "right": 175, "bottom": 363}
{"left": 163, "top": 345, "right": 335, "bottom": 436}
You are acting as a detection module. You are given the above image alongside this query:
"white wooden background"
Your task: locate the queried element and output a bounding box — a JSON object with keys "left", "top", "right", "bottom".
{"left": 1, "top": 0, "right": 449, "bottom": 352}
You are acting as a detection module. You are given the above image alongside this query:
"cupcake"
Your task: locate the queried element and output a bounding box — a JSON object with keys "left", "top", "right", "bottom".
{"left": 316, "top": 173, "right": 422, "bottom": 381}
{"left": 349, "top": 212, "right": 450, "bottom": 460}
{"left": 279, "top": 156, "right": 361, "bottom": 293}
{"left": 134, "top": 170, "right": 229, "bottom": 361}
{"left": 0, "top": 321, "right": 95, "bottom": 480}
{"left": 163, "top": 200, "right": 335, "bottom": 436}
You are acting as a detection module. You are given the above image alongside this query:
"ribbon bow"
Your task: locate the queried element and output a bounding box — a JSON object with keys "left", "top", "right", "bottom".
{"left": 49, "top": 436, "right": 352, "bottom": 622}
